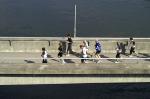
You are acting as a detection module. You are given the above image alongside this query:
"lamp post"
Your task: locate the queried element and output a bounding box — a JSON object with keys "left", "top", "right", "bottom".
{"left": 74, "top": 4, "right": 77, "bottom": 38}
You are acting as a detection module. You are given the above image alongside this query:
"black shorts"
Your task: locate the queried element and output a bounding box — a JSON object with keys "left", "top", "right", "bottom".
{"left": 42, "top": 59, "right": 47, "bottom": 63}
{"left": 67, "top": 43, "right": 72, "bottom": 51}
{"left": 130, "top": 47, "right": 135, "bottom": 55}
{"left": 95, "top": 50, "right": 101, "bottom": 55}
{"left": 58, "top": 52, "right": 63, "bottom": 57}
{"left": 116, "top": 53, "right": 120, "bottom": 58}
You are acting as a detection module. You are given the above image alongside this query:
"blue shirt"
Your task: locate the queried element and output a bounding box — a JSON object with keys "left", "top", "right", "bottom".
{"left": 95, "top": 42, "right": 101, "bottom": 52}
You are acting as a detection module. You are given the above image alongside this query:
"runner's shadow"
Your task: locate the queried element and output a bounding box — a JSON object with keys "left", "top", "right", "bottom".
{"left": 100, "top": 55, "right": 116, "bottom": 63}
{"left": 47, "top": 54, "right": 59, "bottom": 62}
{"left": 71, "top": 51, "right": 81, "bottom": 58}
{"left": 24, "top": 60, "right": 35, "bottom": 63}
{"left": 64, "top": 59, "right": 75, "bottom": 63}
{"left": 137, "top": 53, "right": 150, "bottom": 61}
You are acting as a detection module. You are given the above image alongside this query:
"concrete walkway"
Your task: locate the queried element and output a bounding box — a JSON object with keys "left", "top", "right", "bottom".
{"left": 0, "top": 52, "right": 149, "bottom": 74}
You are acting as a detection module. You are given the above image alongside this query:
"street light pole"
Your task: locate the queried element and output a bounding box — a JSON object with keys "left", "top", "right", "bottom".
{"left": 74, "top": 4, "right": 77, "bottom": 38}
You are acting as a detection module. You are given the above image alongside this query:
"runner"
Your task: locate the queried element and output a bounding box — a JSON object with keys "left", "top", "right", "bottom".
{"left": 128, "top": 37, "right": 137, "bottom": 57}
{"left": 66, "top": 33, "right": 73, "bottom": 56}
{"left": 115, "top": 46, "right": 122, "bottom": 63}
{"left": 41, "top": 47, "right": 48, "bottom": 63}
{"left": 95, "top": 40, "right": 102, "bottom": 63}
{"left": 58, "top": 42, "right": 66, "bottom": 64}
{"left": 80, "top": 45, "right": 88, "bottom": 63}
{"left": 129, "top": 41, "right": 136, "bottom": 57}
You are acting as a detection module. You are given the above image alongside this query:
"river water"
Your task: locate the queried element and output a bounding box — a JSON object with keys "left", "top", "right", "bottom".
{"left": 0, "top": 83, "right": 150, "bottom": 99}
{"left": 0, "top": 0, "right": 150, "bottom": 37}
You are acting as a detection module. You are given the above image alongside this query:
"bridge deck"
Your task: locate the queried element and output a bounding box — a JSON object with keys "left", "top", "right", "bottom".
{"left": 0, "top": 52, "right": 150, "bottom": 85}
{"left": 0, "top": 52, "right": 149, "bottom": 74}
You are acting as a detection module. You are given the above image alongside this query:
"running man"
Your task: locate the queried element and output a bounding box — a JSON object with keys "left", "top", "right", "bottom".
{"left": 95, "top": 40, "right": 102, "bottom": 63}
{"left": 80, "top": 45, "right": 88, "bottom": 63}
{"left": 41, "top": 47, "right": 48, "bottom": 63}
{"left": 66, "top": 33, "right": 73, "bottom": 56}
{"left": 115, "top": 46, "right": 122, "bottom": 63}
{"left": 128, "top": 37, "right": 137, "bottom": 57}
{"left": 58, "top": 42, "right": 66, "bottom": 64}
{"left": 129, "top": 41, "right": 136, "bottom": 57}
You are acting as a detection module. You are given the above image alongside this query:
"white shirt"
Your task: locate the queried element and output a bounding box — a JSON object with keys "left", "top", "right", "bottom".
{"left": 82, "top": 47, "right": 88, "bottom": 58}
{"left": 116, "top": 48, "right": 121, "bottom": 54}
{"left": 42, "top": 51, "right": 48, "bottom": 59}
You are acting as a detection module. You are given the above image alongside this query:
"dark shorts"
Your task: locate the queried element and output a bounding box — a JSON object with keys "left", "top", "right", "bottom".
{"left": 95, "top": 50, "right": 101, "bottom": 55}
{"left": 67, "top": 43, "right": 72, "bottom": 52}
{"left": 81, "top": 56, "right": 87, "bottom": 63}
{"left": 130, "top": 47, "right": 135, "bottom": 55}
{"left": 116, "top": 53, "right": 120, "bottom": 58}
{"left": 58, "top": 52, "right": 63, "bottom": 57}
{"left": 42, "top": 59, "right": 47, "bottom": 63}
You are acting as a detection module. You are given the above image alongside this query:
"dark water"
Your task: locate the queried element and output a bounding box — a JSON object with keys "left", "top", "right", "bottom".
{"left": 0, "top": 83, "right": 150, "bottom": 99}
{"left": 0, "top": 0, "right": 150, "bottom": 37}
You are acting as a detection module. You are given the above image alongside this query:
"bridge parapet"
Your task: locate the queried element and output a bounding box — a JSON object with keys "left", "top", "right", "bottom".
{"left": 0, "top": 37, "right": 149, "bottom": 53}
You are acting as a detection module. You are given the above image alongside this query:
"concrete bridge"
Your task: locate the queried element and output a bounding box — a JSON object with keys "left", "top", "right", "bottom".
{"left": 0, "top": 37, "right": 150, "bottom": 85}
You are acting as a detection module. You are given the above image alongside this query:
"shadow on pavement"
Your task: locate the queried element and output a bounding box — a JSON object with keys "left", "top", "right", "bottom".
{"left": 64, "top": 59, "right": 75, "bottom": 63}
{"left": 137, "top": 53, "right": 150, "bottom": 61}
{"left": 24, "top": 60, "right": 35, "bottom": 63}
{"left": 47, "top": 54, "right": 59, "bottom": 62}
{"left": 101, "top": 55, "right": 115, "bottom": 63}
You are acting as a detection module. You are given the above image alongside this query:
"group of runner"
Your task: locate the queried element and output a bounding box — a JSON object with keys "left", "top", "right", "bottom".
{"left": 115, "top": 37, "right": 136, "bottom": 63}
{"left": 80, "top": 40, "right": 101, "bottom": 63}
{"left": 41, "top": 33, "right": 73, "bottom": 63}
{"left": 41, "top": 36, "right": 136, "bottom": 63}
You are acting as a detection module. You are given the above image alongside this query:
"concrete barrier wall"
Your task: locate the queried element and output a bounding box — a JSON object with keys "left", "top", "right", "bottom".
{"left": 11, "top": 41, "right": 50, "bottom": 52}
{"left": 0, "top": 41, "right": 11, "bottom": 52}
{"left": 0, "top": 37, "right": 149, "bottom": 53}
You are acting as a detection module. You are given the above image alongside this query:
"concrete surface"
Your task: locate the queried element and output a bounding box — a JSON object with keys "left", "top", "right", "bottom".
{"left": 1, "top": 76, "right": 150, "bottom": 85}
{"left": 0, "top": 52, "right": 149, "bottom": 74}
